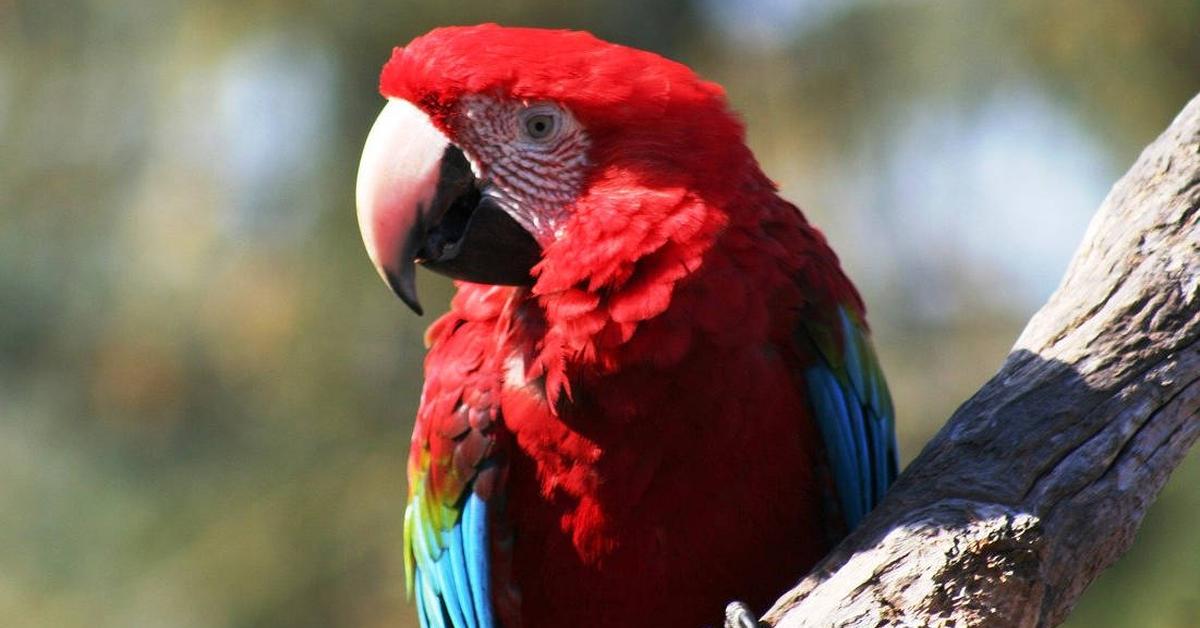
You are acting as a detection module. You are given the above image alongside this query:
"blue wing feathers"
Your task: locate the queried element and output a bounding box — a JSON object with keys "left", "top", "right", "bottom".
{"left": 412, "top": 489, "right": 496, "bottom": 628}
{"left": 437, "top": 524, "right": 471, "bottom": 628}
{"left": 806, "top": 367, "right": 865, "bottom": 526}
{"left": 446, "top": 514, "right": 479, "bottom": 628}
{"left": 463, "top": 492, "right": 495, "bottom": 628}
{"left": 414, "top": 571, "right": 429, "bottom": 627}
{"left": 415, "top": 570, "right": 446, "bottom": 628}
{"left": 804, "top": 306, "right": 898, "bottom": 530}
{"left": 845, "top": 388, "right": 871, "bottom": 518}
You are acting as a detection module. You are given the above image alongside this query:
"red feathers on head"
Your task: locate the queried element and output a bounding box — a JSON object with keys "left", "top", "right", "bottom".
{"left": 378, "top": 24, "right": 750, "bottom": 184}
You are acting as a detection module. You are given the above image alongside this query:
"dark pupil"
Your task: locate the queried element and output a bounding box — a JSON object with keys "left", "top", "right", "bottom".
{"left": 529, "top": 115, "right": 552, "bottom": 137}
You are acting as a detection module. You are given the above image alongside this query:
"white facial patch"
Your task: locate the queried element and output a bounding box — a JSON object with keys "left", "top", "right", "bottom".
{"left": 454, "top": 95, "right": 591, "bottom": 243}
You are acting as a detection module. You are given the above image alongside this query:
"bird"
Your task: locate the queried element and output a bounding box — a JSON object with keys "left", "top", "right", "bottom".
{"left": 354, "top": 24, "right": 898, "bottom": 628}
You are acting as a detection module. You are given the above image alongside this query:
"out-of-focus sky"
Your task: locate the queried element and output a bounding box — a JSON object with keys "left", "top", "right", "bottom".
{"left": 2, "top": 1, "right": 1198, "bottom": 626}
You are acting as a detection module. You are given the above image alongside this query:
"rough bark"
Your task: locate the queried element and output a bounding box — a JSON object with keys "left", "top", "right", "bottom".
{"left": 759, "top": 92, "right": 1200, "bottom": 627}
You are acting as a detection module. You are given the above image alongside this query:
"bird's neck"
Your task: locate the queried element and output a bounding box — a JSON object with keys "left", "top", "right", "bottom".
{"left": 510, "top": 182, "right": 796, "bottom": 406}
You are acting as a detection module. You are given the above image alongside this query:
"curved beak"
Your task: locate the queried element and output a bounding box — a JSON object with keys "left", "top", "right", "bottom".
{"left": 355, "top": 99, "right": 541, "bottom": 314}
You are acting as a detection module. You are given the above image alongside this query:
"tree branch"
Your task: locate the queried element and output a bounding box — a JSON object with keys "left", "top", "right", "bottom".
{"left": 760, "top": 92, "right": 1200, "bottom": 627}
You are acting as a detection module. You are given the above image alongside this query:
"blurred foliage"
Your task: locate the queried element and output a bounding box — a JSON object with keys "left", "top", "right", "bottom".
{"left": 1, "top": 1, "right": 1197, "bottom": 626}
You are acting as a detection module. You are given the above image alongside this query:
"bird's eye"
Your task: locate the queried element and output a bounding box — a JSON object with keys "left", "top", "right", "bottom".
{"left": 523, "top": 112, "right": 558, "bottom": 141}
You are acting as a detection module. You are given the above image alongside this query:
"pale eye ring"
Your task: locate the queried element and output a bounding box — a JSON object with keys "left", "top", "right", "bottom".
{"left": 521, "top": 109, "right": 560, "bottom": 141}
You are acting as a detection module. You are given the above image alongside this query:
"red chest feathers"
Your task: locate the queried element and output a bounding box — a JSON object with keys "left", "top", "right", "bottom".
{"left": 498, "top": 331, "right": 829, "bottom": 628}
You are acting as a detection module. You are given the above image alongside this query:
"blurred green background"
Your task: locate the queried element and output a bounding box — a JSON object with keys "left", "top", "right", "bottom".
{"left": 3, "top": 1, "right": 1199, "bottom": 626}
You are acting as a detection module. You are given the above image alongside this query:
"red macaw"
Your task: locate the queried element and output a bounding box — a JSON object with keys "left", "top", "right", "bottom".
{"left": 355, "top": 24, "right": 898, "bottom": 628}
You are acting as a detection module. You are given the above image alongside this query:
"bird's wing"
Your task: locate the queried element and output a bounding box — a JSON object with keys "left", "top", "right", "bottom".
{"left": 406, "top": 313, "right": 507, "bottom": 628}
{"left": 798, "top": 304, "right": 899, "bottom": 529}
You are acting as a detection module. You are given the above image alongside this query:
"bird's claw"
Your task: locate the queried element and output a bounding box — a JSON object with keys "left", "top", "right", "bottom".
{"left": 724, "top": 601, "right": 764, "bottom": 628}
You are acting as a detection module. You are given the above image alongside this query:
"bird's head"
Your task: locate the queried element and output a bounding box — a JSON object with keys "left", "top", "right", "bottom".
{"left": 356, "top": 24, "right": 757, "bottom": 314}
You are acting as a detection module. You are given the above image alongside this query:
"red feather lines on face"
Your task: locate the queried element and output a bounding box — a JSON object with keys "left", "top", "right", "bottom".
{"left": 454, "top": 95, "right": 589, "bottom": 239}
